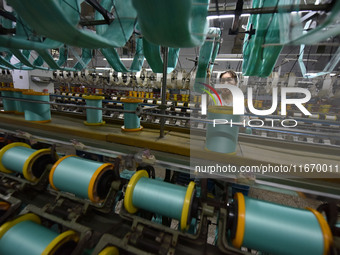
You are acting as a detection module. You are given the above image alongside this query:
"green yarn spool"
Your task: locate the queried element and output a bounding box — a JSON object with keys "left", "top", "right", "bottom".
{"left": 232, "top": 193, "right": 333, "bottom": 255}
{"left": 124, "top": 170, "right": 195, "bottom": 231}
{"left": 121, "top": 98, "right": 143, "bottom": 131}
{"left": 0, "top": 213, "right": 78, "bottom": 255}
{"left": 0, "top": 88, "right": 16, "bottom": 113}
{"left": 0, "top": 142, "right": 55, "bottom": 181}
{"left": 133, "top": 177, "right": 187, "bottom": 219}
{"left": 49, "top": 155, "right": 114, "bottom": 203}
{"left": 12, "top": 89, "right": 24, "bottom": 114}
{"left": 205, "top": 106, "right": 240, "bottom": 154}
{"left": 83, "top": 95, "right": 105, "bottom": 126}
{"left": 21, "top": 91, "right": 51, "bottom": 122}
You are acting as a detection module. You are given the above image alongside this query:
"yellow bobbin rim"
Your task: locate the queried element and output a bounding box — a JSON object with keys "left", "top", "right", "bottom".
{"left": 124, "top": 170, "right": 149, "bottom": 213}
{"left": 42, "top": 230, "right": 79, "bottom": 255}
{"left": 28, "top": 120, "right": 51, "bottom": 123}
{"left": 0, "top": 201, "right": 10, "bottom": 211}
{"left": 49, "top": 155, "right": 76, "bottom": 190}
{"left": 84, "top": 121, "right": 106, "bottom": 126}
{"left": 11, "top": 89, "right": 23, "bottom": 92}
{"left": 0, "top": 142, "right": 31, "bottom": 174}
{"left": 306, "top": 207, "right": 333, "bottom": 255}
{"left": 88, "top": 163, "right": 114, "bottom": 203}
{"left": 99, "top": 246, "right": 119, "bottom": 255}
{"left": 121, "top": 126, "right": 143, "bottom": 132}
{"left": 208, "top": 106, "right": 233, "bottom": 114}
{"left": 14, "top": 111, "right": 24, "bottom": 115}
{"left": 0, "top": 213, "right": 41, "bottom": 238}
{"left": 82, "top": 95, "right": 105, "bottom": 100}
{"left": 23, "top": 148, "right": 55, "bottom": 182}
{"left": 120, "top": 98, "right": 143, "bottom": 103}
{"left": 232, "top": 192, "right": 246, "bottom": 249}
{"left": 22, "top": 91, "right": 49, "bottom": 96}
{"left": 0, "top": 88, "right": 14, "bottom": 91}
{"left": 204, "top": 147, "right": 237, "bottom": 155}
{"left": 180, "top": 181, "right": 195, "bottom": 231}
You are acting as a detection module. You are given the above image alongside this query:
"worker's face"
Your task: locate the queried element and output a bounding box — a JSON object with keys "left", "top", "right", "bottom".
{"left": 220, "top": 73, "right": 236, "bottom": 97}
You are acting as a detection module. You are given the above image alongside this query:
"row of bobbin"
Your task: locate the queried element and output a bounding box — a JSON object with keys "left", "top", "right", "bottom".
{"left": 0, "top": 88, "right": 51, "bottom": 122}
{"left": 82, "top": 95, "right": 143, "bottom": 131}
{"left": 0, "top": 143, "right": 115, "bottom": 203}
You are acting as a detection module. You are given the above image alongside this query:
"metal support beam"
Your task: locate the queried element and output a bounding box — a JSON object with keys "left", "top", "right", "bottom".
{"left": 159, "top": 47, "right": 168, "bottom": 138}
{"left": 85, "top": 0, "right": 114, "bottom": 24}
{"left": 229, "top": 0, "right": 243, "bottom": 35}
{"left": 208, "top": 3, "right": 332, "bottom": 16}
{"left": 79, "top": 19, "right": 111, "bottom": 27}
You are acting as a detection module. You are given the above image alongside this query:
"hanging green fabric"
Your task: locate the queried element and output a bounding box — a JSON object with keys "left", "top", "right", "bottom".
{"left": 142, "top": 38, "right": 179, "bottom": 73}
{"left": 132, "top": 0, "right": 209, "bottom": 48}
{"left": 101, "top": 37, "right": 144, "bottom": 73}
{"left": 0, "top": 11, "right": 62, "bottom": 50}
{"left": 0, "top": 55, "right": 17, "bottom": 69}
{"left": 22, "top": 50, "right": 44, "bottom": 67}
{"left": 194, "top": 27, "right": 221, "bottom": 93}
{"left": 95, "top": 0, "right": 143, "bottom": 72}
{"left": 10, "top": 48, "right": 56, "bottom": 70}
{"left": 280, "top": 1, "right": 340, "bottom": 45}
{"left": 298, "top": 20, "right": 340, "bottom": 78}
{"left": 21, "top": 49, "right": 44, "bottom": 69}
{"left": 242, "top": 0, "right": 292, "bottom": 77}
{"left": 7, "top": 0, "right": 137, "bottom": 49}
{"left": 129, "top": 37, "right": 145, "bottom": 72}
{"left": 35, "top": 49, "right": 61, "bottom": 70}
{"left": 0, "top": 35, "right": 62, "bottom": 50}
{"left": 33, "top": 55, "right": 44, "bottom": 67}
{"left": 210, "top": 35, "right": 221, "bottom": 73}
{"left": 37, "top": 46, "right": 74, "bottom": 71}
{"left": 73, "top": 49, "right": 93, "bottom": 70}
{"left": 56, "top": 46, "right": 68, "bottom": 67}
{"left": 0, "top": 51, "right": 28, "bottom": 70}
{"left": 95, "top": 0, "right": 137, "bottom": 46}
{"left": 10, "top": 49, "right": 35, "bottom": 69}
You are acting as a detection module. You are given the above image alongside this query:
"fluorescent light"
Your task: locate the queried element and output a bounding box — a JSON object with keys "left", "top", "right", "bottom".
{"left": 214, "top": 58, "right": 243, "bottom": 61}
{"left": 207, "top": 13, "right": 250, "bottom": 20}
{"left": 54, "top": 58, "right": 73, "bottom": 60}
{"left": 103, "top": 57, "right": 133, "bottom": 61}
{"left": 96, "top": 67, "right": 112, "bottom": 70}
{"left": 213, "top": 71, "right": 242, "bottom": 74}
{"left": 207, "top": 14, "right": 234, "bottom": 20}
